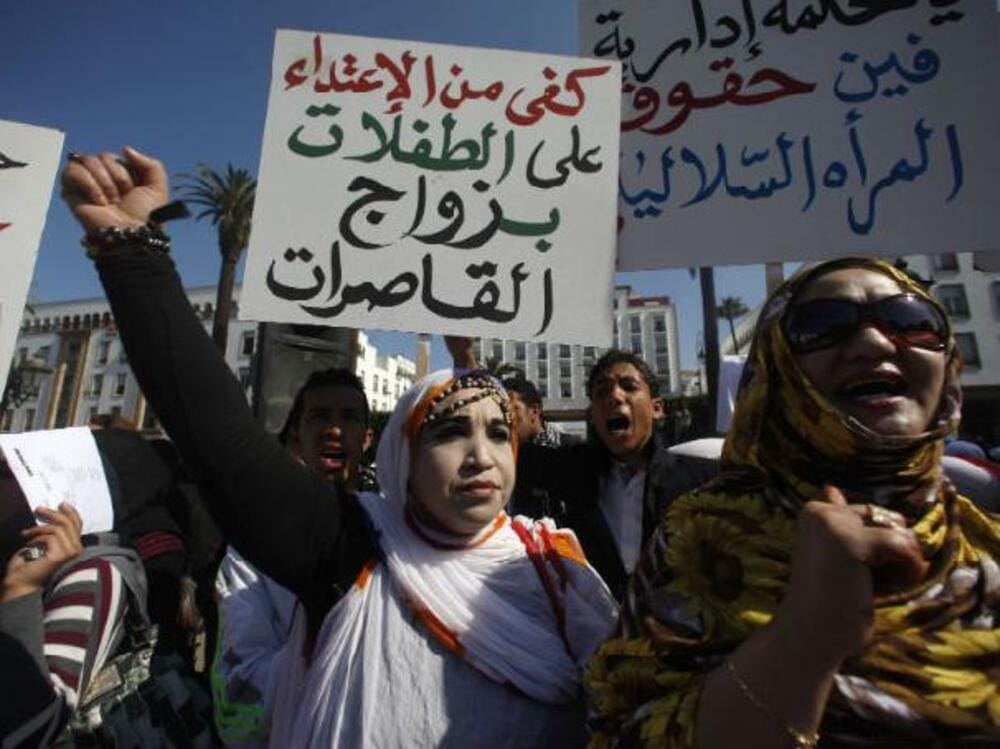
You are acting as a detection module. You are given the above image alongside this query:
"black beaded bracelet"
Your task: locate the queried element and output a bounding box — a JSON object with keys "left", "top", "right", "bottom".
{"left": 82, "top": 223, "right": 172, "bottom": 259}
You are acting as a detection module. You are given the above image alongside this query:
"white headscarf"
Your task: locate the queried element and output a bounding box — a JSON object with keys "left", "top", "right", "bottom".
{"left": 269, "top": 369, "right": 617, "bottom": 746}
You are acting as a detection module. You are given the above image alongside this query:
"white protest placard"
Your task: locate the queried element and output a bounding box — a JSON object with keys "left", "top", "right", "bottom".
{"left": 0, "top": 427, "right": 115, "bottom": 535}
{"left": 580, "top": 1, "right": 1000, "bottom": 270}
{"left": 242, "top": 30, "right": 621, "bottom": 345}
{"left": 0, "top": 120, "right": 64, "bottom": 388}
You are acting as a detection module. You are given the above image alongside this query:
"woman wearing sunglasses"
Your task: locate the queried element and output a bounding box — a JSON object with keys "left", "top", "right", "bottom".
{"left": 587, "top": 257, "right": 1000, "bottom": 747}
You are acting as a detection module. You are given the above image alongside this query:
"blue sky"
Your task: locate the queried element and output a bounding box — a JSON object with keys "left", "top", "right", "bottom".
{"left": 3, "top": 0, "right": 775, "bottom": 371}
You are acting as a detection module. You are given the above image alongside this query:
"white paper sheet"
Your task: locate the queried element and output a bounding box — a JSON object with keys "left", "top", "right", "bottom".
{"left": 0, "top": 427, "right": 115, "bottom": 534}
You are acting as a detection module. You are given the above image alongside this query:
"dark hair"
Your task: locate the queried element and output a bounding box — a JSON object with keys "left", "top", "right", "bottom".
{"left": 586, "top": 349, "right": 660, "bottom": 399}
{"left": 279, "top": 368, "right": 369, "bottom": 445}
{"left": 502, "top": 376, "right": 542, "bottom": 409}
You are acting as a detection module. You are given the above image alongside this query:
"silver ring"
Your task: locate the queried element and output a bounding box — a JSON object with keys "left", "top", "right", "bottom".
{"left": 20, "top": 546, "right": 46, "bottom": 562}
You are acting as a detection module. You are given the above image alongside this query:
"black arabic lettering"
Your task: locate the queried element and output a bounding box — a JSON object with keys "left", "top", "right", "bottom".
{"left": 420, "top": 253, "right": 528, "bottom": 322}
{"left": 535, "top": 268, "right": 553, "bottom": 336}
{"left": 763, "top": 0, "right": 921, "bottom": 36}
{"left": 592, "top": 10, "right": 636, "bottom": 60}
{"left": 266, "top": 246, "right": 327, "bottom": 301}
{"left": 339, "top": 176, "right": 407, "bottom": 249}
{"left": 0, "top": 151, "right": 28, "bottom": 170}
{"left": 526, "top": 125, "right": 602, "bottom": 189}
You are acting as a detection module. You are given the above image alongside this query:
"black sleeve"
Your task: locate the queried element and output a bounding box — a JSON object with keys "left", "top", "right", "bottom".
{"left": 517, "top": 441, "right": 590, "bottom": 496}
{"left": 513, "top": 441, "right": 599, "bottom": 521}
{"left": 96, "top": 253, "right": 371, "bottom": 616}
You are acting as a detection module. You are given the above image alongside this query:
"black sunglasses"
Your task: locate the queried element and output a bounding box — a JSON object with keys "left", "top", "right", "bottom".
{"left": 783, "top": 293, "right": 950, "bottom": 354}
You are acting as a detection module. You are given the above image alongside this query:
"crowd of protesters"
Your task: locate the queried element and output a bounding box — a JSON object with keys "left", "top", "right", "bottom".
{"left": 0, "top": 144, "right": 997, "bottom": 747}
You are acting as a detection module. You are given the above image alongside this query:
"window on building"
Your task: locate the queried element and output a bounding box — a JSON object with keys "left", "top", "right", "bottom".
{"left": 629, "top": 316, "right": 641, "bottom": 333}
{"left": 114, "top": 373, "right": 127, "bottom": 397}
{"left": 492, "top": 341, "right": 504, "bottom": 361}
{"left": 931, "top": 253, "right": 958, "bottom": 272}
{"left": 97, "top": 340, "right": 110, "bottom": 365}
{"left": 560, "top": 381, "right": 573, "bottom": 398}
{"left": 655, "top": 351, "right": 670, "bottom": 375}
{"left": 17, "top": 346, "right": 28, "bottom": 363}
{"left": 631, "top": 333, "right": 642, "bottom": 355}
{"left": 537, "top": 344, "right": 548, "bottom": 360}
{"left": 23, "top": 409, "right": 36, "bottom": 431}
{"left": 655, "top": 333, "right": 669, "bottom": 353}
{"left": 89, "top": 406, "right": 98, "bottom": 423}
{"left": 111, "top": 406, "right": 122, "bottom": 418}
{"left": 538, "top": 379, "right": 548, "bottom": 398}
{"left": 537, "top": 362, "right": 548, "bottom": 382}
{"left": 559, "top": 361, "right": 571, "bottom": 379}
{"left": 559, "top": 344, "right": 571, "bottom": 359}
{"left": 652, "top": 314, "right": 667, "bottom": 333}
{"left": 514, "top": 342, "right": 526, "bottom": 361}
{"left": 954, "top": 332, "right": 981, "bottom": 368}
{"left": 36, "top": 345, "right": 50, "bottom": 362}
{"left": 383, "top": 380, "right": 389, "bottom": 395}
{"left": 373, "top": 375, "right": 380, "bottom": 393}
{"left": 238, "top": 367, "right": 251, "bottom": 390}
{"left": 241, "top": 331, "right": 256, "bottom": 357}
{"left": 935, "top": 284, "right": 970, "bottom": 318}
{"left": 90, "top": 374, "right": 103, "bottom": 398}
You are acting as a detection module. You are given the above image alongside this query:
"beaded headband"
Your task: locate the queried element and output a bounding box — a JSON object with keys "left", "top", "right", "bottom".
{"left": 404, "top": 372, "right": 512, "bottom": 442}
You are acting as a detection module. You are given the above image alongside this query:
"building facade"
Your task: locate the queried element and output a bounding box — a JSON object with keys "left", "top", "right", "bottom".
{"left": 3, "top": 285, "right": 417, "bottom": 432}
{"left": 902, "top": 251, "right": 1000, "bottom": 443}
{"left": 355, "top": 331, "right": 416, "bottom": 414}
{"left": 477, "top": 285, "right": 681, "bottom": 416}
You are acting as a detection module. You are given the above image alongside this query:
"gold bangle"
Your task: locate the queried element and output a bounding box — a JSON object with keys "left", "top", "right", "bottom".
{"left": 725, "top": 660, "right": 820, "bottom": 749}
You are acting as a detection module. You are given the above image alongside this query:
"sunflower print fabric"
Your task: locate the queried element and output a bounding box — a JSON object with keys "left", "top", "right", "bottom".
{"left": 586, "top": 259, "right": 1000, "bottom": 747}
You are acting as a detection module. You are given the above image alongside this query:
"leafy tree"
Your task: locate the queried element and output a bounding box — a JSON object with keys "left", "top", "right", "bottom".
{"left": 177, "top": 164, "right": 256, "bottom": 352}
{"left": 717, "top": 296, "right": 750, "bottom": 355}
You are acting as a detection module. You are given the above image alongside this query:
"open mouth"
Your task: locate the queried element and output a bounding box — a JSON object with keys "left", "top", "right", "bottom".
{"left": 318, "top": 448, "right": 347, "bottom": 471}
{"left": 605, "top": 415, "right": 631, "bottom": 436}
{"left": 837, "top": 375, "right": 907, "bottom": 402}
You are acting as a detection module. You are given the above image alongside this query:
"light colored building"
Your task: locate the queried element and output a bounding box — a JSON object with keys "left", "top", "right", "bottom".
{"left": 3, "top": 285, "right": 417, "bottom": 432}
{"left": 3, "top": 285, "right": 256, "bottom": 434}
{"left": 355, "top": 331, "right": 416, "bottom": 414}
{"left": 902, "top": 251, "right": 1000, "bottom": 443}
{"left": 477, "top": 285, "right": 681, "bottom": 417}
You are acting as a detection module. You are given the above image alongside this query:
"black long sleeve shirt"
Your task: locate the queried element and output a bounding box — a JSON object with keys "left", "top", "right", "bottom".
{"left": 96, "top": 253, "right": 372, "bottom": 625}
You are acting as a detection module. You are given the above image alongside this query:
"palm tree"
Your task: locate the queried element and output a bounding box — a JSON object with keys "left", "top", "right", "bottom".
{"left": 177, "top": 164, "right": 256, "bottom": 353}
{"left": 717, "top": 296, "right": 750, "bottom": 355}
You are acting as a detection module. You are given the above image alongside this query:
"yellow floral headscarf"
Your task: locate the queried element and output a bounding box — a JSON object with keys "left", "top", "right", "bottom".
{"left": 586, "top": 258, "right": 1000, "bottom": 748}
{"left": 721, "top": 256, "right": 962, "bottom": 515}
